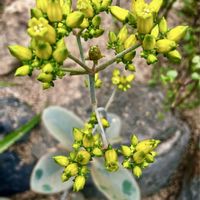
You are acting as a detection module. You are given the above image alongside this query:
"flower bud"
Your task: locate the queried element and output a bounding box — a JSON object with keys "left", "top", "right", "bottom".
{"left": 156, "top": 39, "right": 176, "bottom": 53}
{"left": 137, "top": 12, "right": 154, "bottom": 34}
{"left": 8, "top": 45, "right": 32, "bottom": 61}
{"left": 42, "top": 82, "right": 52, "bottom": 90}
{"left": 105, "top": 149, "right": 119, "bottom": 172}
{"left": 142, "top": 34, "right": 156, "bottom": 50}
{"left": 42, "top": 63, "right": 53, "bottom": 73}
{"left": 131, "top": 135, "right": 138, "bottom": 146}
{"left": 101, "top": 0, "right": 112, "bottom": 11}
{"left": 91, "top": 0, "right": 101, "bottom": 12}
{"left": 53, "top": 155, "right": 69, "bottom": 167}
{"left": 37, "top": 73, "right": 53, "bottom": 82}
{"left": 167, "top": 50, "right": 181, "bottom": 63}
{"left": 110, "top": 6, "right": 129, "bottom": 22}
{"left": 127, "top": 64, "right": 136, "bottom": 72}
{"left": 73, "top": 128, "right": 83, "bottom": 142}
{"left": 77, "top": 0, "right": 94, "bottom": 18}
{"left": 92, "top": 147, "right": 103, "bottom": 157}
{"left": 92, "top": 16, "right": 101, "bottom": 28}
{"left": 15, "top": 65, "right": 30, "bottom": 76}
{"left": 56, "top": 38, "right": 66, "bottom": 48}
{"left": 79, "top": 18, "right": 89, "bottom": 29}
{"left": 93, "top": 29, "right": 104, "bottom": 38}
{"left": 73, "top": 176, "right": 86, "bottom": 192}
{"left": 122, "top": 160, "right": 131, "bottom": 169}
{"left": 126, "top": 74, "right": 135, "bottom": 83}
{"left": 109, "top": 31, "right": 117, "bottom": 43}
{"left": 61, "top": 172, "right": 69, "bottom": 182}
{"left": 145, "top": 153, "right": 154, "bottom": 163}
{"left": 53, "top": 47, "right": 68, "bottom": 63}
{"left": 31, "top": 8, "right": 43, "bottom": 19}
{"left": 80, "top": 166, "right": 89, "bottom": 175}
{"left": 35, "top": 41, "right": 52, "bottom": 59}
{"left": 124, "top": 34, "right": 137, "bottom": 49}
{"left": 61, "top": 0, "right": 72, "bottom": 15}
{"left": 101, "top": 118, "right": 109, "bottom": 128}
{"left": 83, "top": 135, "right": 94, "bottom": 148}
{"left": 151, "top": 25, "right": 159, "bottom": 38}
{"left": 66, "top": 11, "right": 84, "bottom": 28}
{"left": 89, "top": 45, "right": 103, "bottom": 61}
{"left": 93, "top": 133, "right": 102, "bottom": 146}
{"left": 47, "top": 0, "right": 63, "bottom": 22}
{"left": 136, "top": 139, "right": 160, "bottom": 153}
{"left": 159, "top": 17, "right": 168, "bottom": 34}
{"left": 133, "top": 166, "right": 142, "bottom": 178}
{"left": 36, "top": 0, "right": 48, "bottom": 13}
{"left": 147, "top": 54, "right": 158, "bottom": 64}
{"left": 123, "top": 51, "right": 136, "bottom": 62}
{"left": 76, "top": 150, "right": 91, "bottom": 165}
{"left": 64, "top": 163, "right": 78, "bottom": 177}
{"left": 133, "top": 151, "right": 145, "bottom": 164}
{"left": 167, "top": 26, "right": 188, "bottom": 42}
{"left": 149, "top": 0, "right": 163, "bottom": 13}
{"left": 118, "top": 26, "right": 128, "bottom": 44}
{"left": 121, "top": 145, "right": 132, "bottom": 157}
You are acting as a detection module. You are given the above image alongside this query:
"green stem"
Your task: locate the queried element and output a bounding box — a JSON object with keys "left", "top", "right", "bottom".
{"left": 68, "top": 54, "right": 91, "bottom": 72}
{"left": 89, "top": 74, "right": 97, "bottom": 111}
{"left": 95, "top": 43, "right": 140, "bottom": 73}
{"left": 61, "top": 67, "right": 87, "bottom": 75}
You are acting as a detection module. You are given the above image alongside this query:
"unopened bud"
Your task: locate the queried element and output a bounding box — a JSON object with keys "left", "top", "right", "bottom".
{"left": 149, "top": 0, "right": 163, "bottom": 13}
{"left": 47, "top": 0, "right": 63, "bottom": 22}
{"left": 147, "top": 54, "right": 158, "bottom": 64}
{"left": 8, "top": 45, "right": 32, "bottom": 61}
{"left": 137, "top": 13, "right": 154, "bottom": 34}
{"left": 121, "top": 145, "right": 132, "bottom": 157}
{"left": 53, "top": 155, "right": 69, "bottom": 167}
{"left": 42, "top": 82, "right": 52, "bottom": 90}
{"left": 83, "top": 135, "right": 94, "bottom": 148}
{"left": 31, "top": 8, "right": 43, "bottom": 18}
{"left": 79, "top": 18, "right": 89, "bottom": 29}
{"left": 42, "top": 63, "right": 53, "bottom": 73}
{"left": 36, "top": 0, "right": 48, "bottom": 13}
{"left": 105, "top": 149, "right": 119, "bottom": 172}
{"left": 77, "top": 0, "right": 94, "bottom": 18}
{"left": 37, "top": 72, "right": 53, "bottom": 82}
{"left": 76, "top": 150, "right": 91, "bottom": 165}
{"left": 167, "top": 26, "right": 188, "bottom": 42}
{"left": 66, "top": 11, "right": 84, "bottom": 28}
{"left": 133, "top": 166, "right": 142, "bottom": 178}
{"left": 133, "top": 151, "right": 145, "bottom": 164}
{"left": 118, "top": 25, "right": 128, "bottom": 43}
{"left": 73, "top": 176, "right": 86, "bottom": 192}
{"left": 110, "top": 6, "right": 129, "bottom": 22}
{"left": 92, "top": 16, "right": 101, "bottom": 28}
{"left": 101, "top": 118, "right": 109, "bottom": 128}
{"left": 35, "top": 41, "right": 52, "bottom": 59}
{"left": 64, "top": 163, "right": 78, "bottom": 177}
{"left": 122, "top": 160, "right": 131, "bottom": 169}
{"left": 53, "top": 47, "right": 68, "bottom": 63}
{"left": 151, "top": 25, "right": 159, "bottom": 38}
{"left": 92, "top": 147, "right": 103, "bottom": 157}
{"left": 89, "top": 45, "right": 103, "bottom": 61}
{"left": 159, "top": 17, "right": 168, "bottom": 34}
{"left": 142, "top": 34, "right": 156, "bottom": 50}
{"left": 101, "top": 0, "right": 112, "bottom": 11}
{"left": 124, "top": 34, "right": 137, "bottom": 49}
{"left": 131, "top": 135, "right": 138, "bottom": 146}
{"left": 15, "top": 65, "right": 30, "bottom": 76}
{"left": 167, "top": 50, "right": 182, "bottom": 63}
{"left": 127, "top": 64, "right": 136, "bottom": 72}
{"left": 109, "top": 31, "right": 117, "bottom": 43}
{"left": 156, "top": 39, "right": 176, "bottom": 53}
{"left": 61, "top": 0, "right": 72, "bottom": 15}
{"left": 73, "top": 128, "right": 83, "bottom": 142}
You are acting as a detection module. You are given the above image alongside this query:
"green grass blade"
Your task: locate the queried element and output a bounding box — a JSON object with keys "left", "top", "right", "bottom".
{"left": 0, "top": 114, "right": 41, "bottom": 153}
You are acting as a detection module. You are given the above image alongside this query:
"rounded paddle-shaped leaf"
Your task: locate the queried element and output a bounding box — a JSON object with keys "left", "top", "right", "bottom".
{"left": 42, "top": 106, "right": 84, "bottom": 148}
{"left": 91, "top": 159, "right": 141, "bottom": 200}
{"left": 106, "top": 113, "right": 122, "bottom": 144}
{"left": 31, "top": 151, "right": 73, "bottom": 194}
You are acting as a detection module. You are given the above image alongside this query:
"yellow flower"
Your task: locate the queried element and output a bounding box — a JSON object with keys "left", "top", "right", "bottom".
{"left": 73, "top": 176, "right": 86, "bottom": 191}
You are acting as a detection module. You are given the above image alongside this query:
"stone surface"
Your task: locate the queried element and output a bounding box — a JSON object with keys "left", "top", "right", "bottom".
{"left": 67, "top": 83, "right": 191, "bottom": 197}
{"left": 0, "top": 0, "right": 34, "bottom": 75}
{"left": 0, "top": 97, "right": 35, "bottom": 196}
{"left": 178, "top": 177, "right": 200, "bottom": 200}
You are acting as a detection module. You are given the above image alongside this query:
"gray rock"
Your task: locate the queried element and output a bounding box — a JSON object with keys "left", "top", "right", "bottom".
{"left": 178, "top": 177, "right": 200, "bottom": 200}
{"left": 0, "top": 97, "right": 35, "bottom": 196}
{"left": 67, "top": 83, "right": 191, "bottom": 197}
{"left": 0, "top": 97, "right": 34, "bottom": 139}
{"left": 0, "top": 0, "right": 33, "bottom": 75}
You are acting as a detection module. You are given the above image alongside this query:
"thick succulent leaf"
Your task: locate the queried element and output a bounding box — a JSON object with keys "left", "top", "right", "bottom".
{"left": 31, "top": 151, "right": 73, "bottom": 194}
{"left": 91, "top": 159, "right": 141, "bottom": 200}
{"left": 42, "top": 106, "right": 84, "bottom": 148}
{"left": 0, "top": 114, "right": 40, "bottom": 153}
{"left": 106, "top": 113, "right": 122, "bottom": 144}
